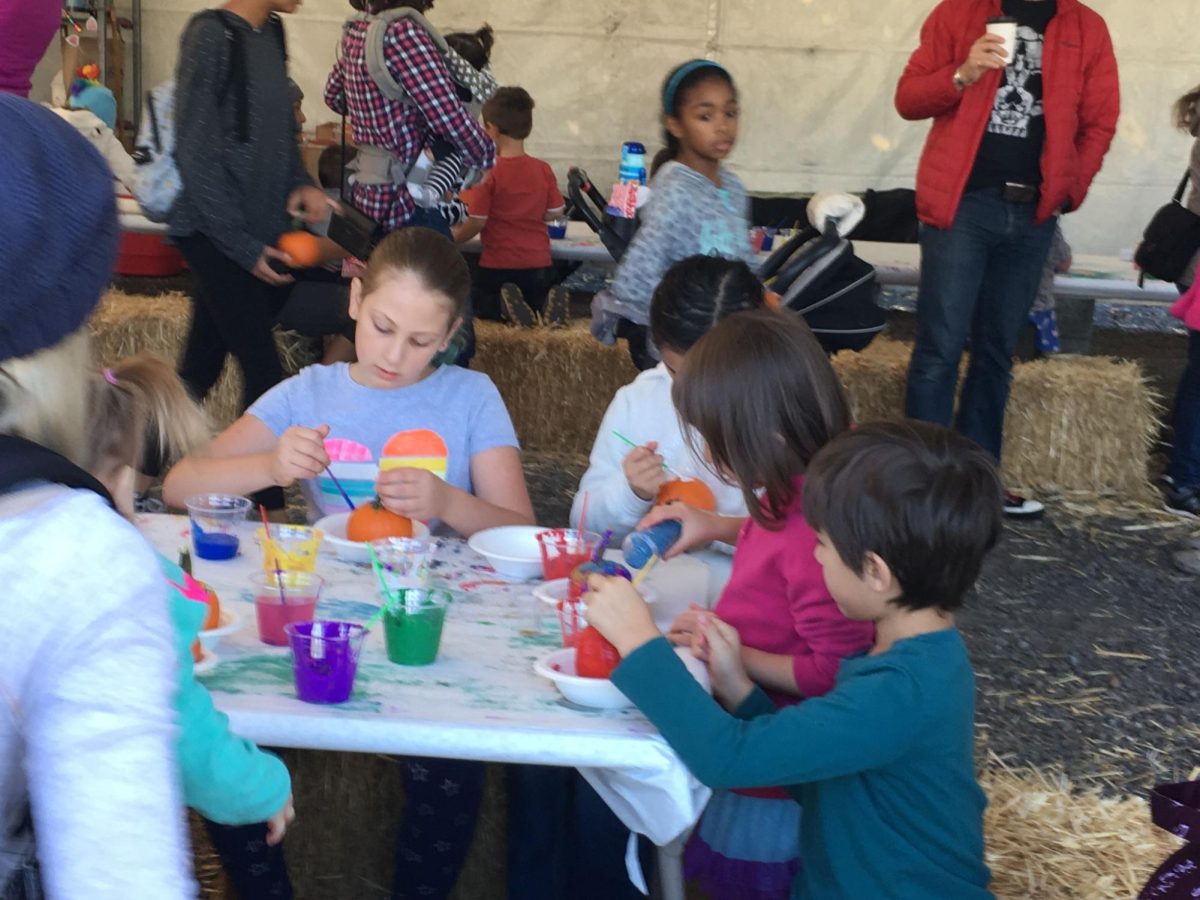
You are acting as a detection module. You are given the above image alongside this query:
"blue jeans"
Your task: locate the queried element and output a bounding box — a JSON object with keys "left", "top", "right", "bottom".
{"left": 1169, "top": 328, "right": 1200, "bottom": 490}
{"left": 905, "top": 188, "right": 1057, "bottom": 461}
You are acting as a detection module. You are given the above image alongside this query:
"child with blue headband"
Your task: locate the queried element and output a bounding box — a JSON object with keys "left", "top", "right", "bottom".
{"left": 591, "top": 59, "right": 756, "bottom": 370}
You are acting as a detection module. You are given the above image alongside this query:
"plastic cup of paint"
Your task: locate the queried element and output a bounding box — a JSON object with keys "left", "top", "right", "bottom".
{"left": 371, "top": 536, "right": 436, "bottom": 594}
{"left": 252, "top": 571, "right": 324, "bottom": 646}
{"left": 547, "top": 217, "right": 568, "bottom": 240}
{"left": 286, "top": 620, "right": 365, "bottom": 704}
{"left": 186, "top": 494, "right": 252, "bottom": 561}
{"left": 256, "top": 524, "right": 323, "bottom": 573}
{"left": 382, "top": 588, "right": 450, "bottom": 666}
{"left": 536, "top": 529, "right": 600, "bottom": 582}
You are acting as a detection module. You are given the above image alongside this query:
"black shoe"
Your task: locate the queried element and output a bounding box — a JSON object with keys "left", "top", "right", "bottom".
{"left": 500, "top": 283, "right": 538, "bottom": 328}
{"left": 1003, "top": 491, "right": 1044, "bottom": 519}
{"left": 543, "top": 286, "right": 570, "bottom": 328}
{"left": 1164, "top": 486, "right": 1200, "bottom": 519}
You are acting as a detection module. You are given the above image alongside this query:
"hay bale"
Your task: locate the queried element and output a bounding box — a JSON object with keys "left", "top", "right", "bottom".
{"left": 833, "top": 337, "right": 1159, "bottom": 500}
{"left": 472, "top": 320, "right": 638, "bottom": 456}
{"left": 274, "top": 750, "right": 507, "bottom": 900}
{"left": 982, "top": 767, "right": 1178, "bottom": 899}
{"left": 89, "top": 291, "right": 318, "bottom": 430}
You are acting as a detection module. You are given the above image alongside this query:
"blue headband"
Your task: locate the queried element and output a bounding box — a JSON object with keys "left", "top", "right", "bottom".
{"left": 662, "top": 59, "right": 729, "bottom": 115}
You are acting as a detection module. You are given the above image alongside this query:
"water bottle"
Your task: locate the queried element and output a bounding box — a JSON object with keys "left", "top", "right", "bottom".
{"left": 619, "top": 141, "right": 647, "bottom": 185}
{"left": 622, "top": 520, "right": 682, "bottom": 569}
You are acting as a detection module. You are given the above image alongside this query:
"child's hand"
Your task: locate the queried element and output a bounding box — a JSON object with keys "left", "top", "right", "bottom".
{"left": 636, "top": 503, "right": 721, "bottom": 559}
{"left": 584, "top": 574, "right": 661, "bottom": 657}
{"left": 666, "top": 603, "right": 708, "bottom": 646}
{"left": 265, "top": 793, "right": 295, "bottom": 846}
{"left": 271, "top": 425, "right": 331, "bottom": 487}
{"left": 697, "top": 615, "right": 755, "bottom": 709}
{"left": 622, "top": 442, "right": 668, "bottom": 501}
{"left": 375, "top": 467, "right": 449, "bottom": 523}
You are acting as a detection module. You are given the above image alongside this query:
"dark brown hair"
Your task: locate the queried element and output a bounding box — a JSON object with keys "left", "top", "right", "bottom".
{"left": 650, "top": 256, "right": 764, "bottom": 353}
{"left": 651, "top": 61, "right": 737, "bottom": 176}
{"left": 351, "top": 0, "right": 434, "bottom": 13}
{"left": 482, "top": 86, "right": 534, "bottom": 140}
{"left": 1175, "top": 84, "right": 1200, "bottom": 135}
{"left": 362, "top": 227, "right": 471, "bottom": 319}
{"left": 803, "top": 420, "right": 1003, "bottom": 612}
{"left": 672, "top": 309, "right": 851, "bottom": 528}
{"left": 318, "top": 144, "right": 357, "bottom": 190}
{"left": 445, "top": 24, "right": 494, "bottom": 71}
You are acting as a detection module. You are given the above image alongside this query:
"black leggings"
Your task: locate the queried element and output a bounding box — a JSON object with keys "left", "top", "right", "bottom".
{"left": 392, "top": 758, "right": 486, "bottom": 900}
{"left": 203, "top": 819, "right": 293, "bottom": 899}
{"left": 176, "top": 233, "right": 291, "bottom": 411}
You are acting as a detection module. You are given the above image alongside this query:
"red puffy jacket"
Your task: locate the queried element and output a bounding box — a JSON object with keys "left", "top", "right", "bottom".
{"left": 895, "top": 0, "right": 1119, "bottom": 228}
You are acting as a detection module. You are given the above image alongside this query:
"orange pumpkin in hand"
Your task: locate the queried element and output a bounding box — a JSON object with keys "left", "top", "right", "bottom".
{"left": 276, "top": 230, "right": 323, "bottom": 268}
{"left": 347, "top": 498, "right": 413, "bottom": 542}
{"left": 656, "top": 479, "right": 717, "bottom": 512}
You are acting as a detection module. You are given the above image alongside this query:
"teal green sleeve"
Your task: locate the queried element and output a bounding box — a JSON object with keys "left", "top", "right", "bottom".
{"left": 611, "top": 637, "right": 919, "bottom": 789}
{"left": 177, "top": 673, "right": 291, "bottom": 825}
{"left": 159, "top": 555, "right": 291, "bottom": 824}
{"left": 733, "top": 686, "right": 777, "bottom": 721}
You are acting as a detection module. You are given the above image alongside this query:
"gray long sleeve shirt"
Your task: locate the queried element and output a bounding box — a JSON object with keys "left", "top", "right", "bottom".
{"left": 167, "top": 10, "right": 311, "bottom": 271}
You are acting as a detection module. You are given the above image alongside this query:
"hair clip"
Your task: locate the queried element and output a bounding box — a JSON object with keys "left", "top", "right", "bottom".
{"left": 102, "top": 368, "right": 119, "bottom": 386}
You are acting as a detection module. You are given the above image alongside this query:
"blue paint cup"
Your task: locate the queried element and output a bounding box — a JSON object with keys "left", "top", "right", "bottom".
{"left": 186, "top": 494, "right": 252, "bottom": 561}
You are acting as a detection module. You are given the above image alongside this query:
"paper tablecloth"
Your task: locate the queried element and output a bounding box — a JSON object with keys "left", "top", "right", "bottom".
{"left": 138, "top": 514, "right": 712, "bottom": 853}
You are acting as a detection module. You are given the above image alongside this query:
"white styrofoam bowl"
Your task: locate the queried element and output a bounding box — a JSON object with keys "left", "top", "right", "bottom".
{"left": 193, "top": 647, "right": 219, "bottom": 675}
{"left": 532, "top": 578, "right": 658, "bottom": 607}
{"left": 467, "top": 525, "right": 547, "bottom": 580}
{"left": 534, "top": 646, "right": 711, "bottom": 710}
{"left": 315, "top": 511, "right": 430, "bottom": 564}
{"left": 197, "top": 608, "right": 241, "bottom": 653}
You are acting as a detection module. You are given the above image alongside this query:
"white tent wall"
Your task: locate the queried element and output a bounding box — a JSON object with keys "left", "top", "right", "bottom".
{"left": 92, "top": 0, "right": 1200, "bottom": 255}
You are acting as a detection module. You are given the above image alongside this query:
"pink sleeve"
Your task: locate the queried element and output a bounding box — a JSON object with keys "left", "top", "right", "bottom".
{"left": 783, "top": 522, "right": 875, "bottom": 698}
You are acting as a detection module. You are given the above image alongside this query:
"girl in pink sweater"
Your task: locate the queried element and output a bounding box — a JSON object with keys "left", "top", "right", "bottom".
{"left": 638, "top": 309, "right": 875, "bottom": 900}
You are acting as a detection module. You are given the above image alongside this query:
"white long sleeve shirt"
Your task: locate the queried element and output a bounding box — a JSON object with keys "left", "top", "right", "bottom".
{"left": 0, "top": 485, "right": 194, "bottom": 899}
{"left": 570, "top": 365, "right": 747, "bottom": 603}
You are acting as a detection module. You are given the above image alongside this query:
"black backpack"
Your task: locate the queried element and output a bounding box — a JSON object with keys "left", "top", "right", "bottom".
{"left": 1134, "top": 171, "right": 1200, "bottom": 287}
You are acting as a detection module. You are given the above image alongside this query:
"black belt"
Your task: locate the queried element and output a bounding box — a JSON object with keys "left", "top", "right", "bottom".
{"left": 1001, "top": 182, "right": 1040, "bottom": 204}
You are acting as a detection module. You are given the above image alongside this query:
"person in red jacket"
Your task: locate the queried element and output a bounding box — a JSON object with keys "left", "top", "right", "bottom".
{"left": 895, "top": 0, "right": 1118, "bottom": 517}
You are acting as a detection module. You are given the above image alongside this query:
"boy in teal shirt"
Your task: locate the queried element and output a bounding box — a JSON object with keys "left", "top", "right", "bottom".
{"left": 586, "top": 420, "right": 1001, "bottom": 899}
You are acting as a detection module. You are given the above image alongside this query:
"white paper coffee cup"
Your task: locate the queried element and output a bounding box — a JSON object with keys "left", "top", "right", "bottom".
{"left": 986, "top": 17, "right": 1018, "bottom": 65}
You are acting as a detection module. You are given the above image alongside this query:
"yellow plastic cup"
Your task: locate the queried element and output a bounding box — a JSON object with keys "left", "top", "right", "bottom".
{"left": 257, "top": 524, "right": 323, "bottom": 572}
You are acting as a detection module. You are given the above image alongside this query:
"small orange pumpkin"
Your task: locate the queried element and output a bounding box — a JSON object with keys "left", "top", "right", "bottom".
{"left": 276, "top": 230, "right": 324, "bottom": 268}
{"left": 346, "top": 498, "right": 413, "bottom": 542}
{"left": 656, "top": 479, "right": 717, "bottom": 512}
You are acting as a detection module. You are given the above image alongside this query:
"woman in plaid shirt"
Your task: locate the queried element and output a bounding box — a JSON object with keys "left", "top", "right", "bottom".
{"left": 325, "top": 0, "right": 495, "bottom": 235}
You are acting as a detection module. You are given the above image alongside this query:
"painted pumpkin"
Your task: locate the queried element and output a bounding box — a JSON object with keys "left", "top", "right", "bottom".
{"left": 276, "top": 230, "right": 324, "bottom": 268}
{"left": 346, "top": 498, "right": 413, "bottom": 542}
{"left": 575, "top": 626, "right": 622, "bottom": 679}
{"left": 656, "top": 478, "right": 717, "bottom": 512}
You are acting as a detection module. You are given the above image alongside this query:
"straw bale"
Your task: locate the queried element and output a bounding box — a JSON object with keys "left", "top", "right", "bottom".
{"left": 981, "top": 765, "right": 1178, "bottom": 899}
{"left": 89, "top": 291, "right": 318, "bottom": 430}
{"left": 832, "top": 337, "right": 1159, "bottom": 501}
{"left": 272, "top": 750, "right": 507, "bottom": 900}
{"left": 472, "top": 320, "right": 639, "bottom": 456}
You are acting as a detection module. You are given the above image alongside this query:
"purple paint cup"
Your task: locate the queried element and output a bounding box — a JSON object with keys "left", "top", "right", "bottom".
{"left": 285, "top": 620, "right": 366, "bottom": 704}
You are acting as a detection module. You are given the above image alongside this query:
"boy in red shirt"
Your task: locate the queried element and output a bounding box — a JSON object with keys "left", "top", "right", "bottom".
{"left": 456, "top": 87, "right": 565, "bottom": 325}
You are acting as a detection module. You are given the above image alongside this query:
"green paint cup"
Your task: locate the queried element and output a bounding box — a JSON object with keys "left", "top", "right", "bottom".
{"left": 383, "top": 588, "right": 450, "bottom": 666}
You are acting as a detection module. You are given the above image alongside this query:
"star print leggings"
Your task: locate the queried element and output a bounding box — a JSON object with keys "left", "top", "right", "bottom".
{"left": 392, "top": 757, "right": 486, "bottom": 900}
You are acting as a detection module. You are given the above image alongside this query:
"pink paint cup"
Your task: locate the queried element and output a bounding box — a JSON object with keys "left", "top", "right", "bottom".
{"left": 251, "top": 571, "right": 323, "bottom": 646}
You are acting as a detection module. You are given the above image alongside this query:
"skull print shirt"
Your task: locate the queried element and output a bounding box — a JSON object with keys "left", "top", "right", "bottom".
{"left": 966, "top": 0, "right": 1058, "bottom": 191}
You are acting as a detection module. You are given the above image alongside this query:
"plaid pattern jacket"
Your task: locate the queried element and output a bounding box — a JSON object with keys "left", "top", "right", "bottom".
{"left": 325, "top": 16, "right": 494, "bottom": 232}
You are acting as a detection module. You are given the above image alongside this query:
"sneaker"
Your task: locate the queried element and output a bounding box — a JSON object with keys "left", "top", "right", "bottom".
{"left": 500, "top": 283, "right": 538, "bottom": 328}
{"left": 542, "top": 286, "right": 570, "bottom": 328}
{"left": 1003, "top": 491, "right": 1044, "bottom": 519}
{"left": 1164, "top": 485, "right": 1200, "bottom": 519}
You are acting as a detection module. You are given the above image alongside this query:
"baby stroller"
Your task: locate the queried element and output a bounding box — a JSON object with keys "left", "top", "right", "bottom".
{"left": 567, "top": 170, "right": 884, "bottom": 353}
